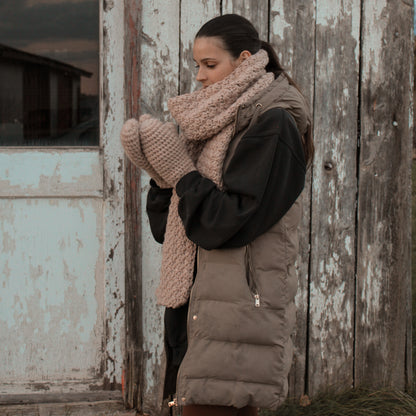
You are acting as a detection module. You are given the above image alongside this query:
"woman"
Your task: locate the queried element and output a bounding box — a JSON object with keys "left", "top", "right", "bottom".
{"left": 121, "top": 14, "right": 313, "bottom": 416}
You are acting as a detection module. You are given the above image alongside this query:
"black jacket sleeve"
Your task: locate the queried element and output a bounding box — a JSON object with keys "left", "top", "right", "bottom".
{"left": 146, "top": 179, "right": 173, "bottom": 244}
{"left": 176, "top": 108, "right": 306, "bottom": 250}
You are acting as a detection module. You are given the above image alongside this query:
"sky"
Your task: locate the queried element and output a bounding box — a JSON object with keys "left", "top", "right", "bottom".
{"left": 0, "top": 0, "right": 99, "bottom": 95}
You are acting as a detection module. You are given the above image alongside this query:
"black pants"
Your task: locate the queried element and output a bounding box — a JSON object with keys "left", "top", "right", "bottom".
{"left": 163, "top": 302, "right": 189, "bottom": 398}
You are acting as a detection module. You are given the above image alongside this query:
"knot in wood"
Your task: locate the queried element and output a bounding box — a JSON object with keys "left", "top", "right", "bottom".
{"left": 324, "top": 161, "right": 333, "bottom": 171}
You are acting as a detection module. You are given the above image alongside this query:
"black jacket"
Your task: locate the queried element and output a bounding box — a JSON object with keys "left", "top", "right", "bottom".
{"left": 146, "top": 107, "right": 306, "bottom": 249}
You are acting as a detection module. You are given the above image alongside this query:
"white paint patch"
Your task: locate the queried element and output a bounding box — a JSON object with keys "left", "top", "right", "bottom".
{"left": 360, "top": 255, "right": 383, "bottom": 324}
{"left": 361, "top": 0, "right": 388, "bottom": 82}
{"left": 350, "top": 0, "right": 361, "bottom": 63}
{"left": 271, "top": 5, "right": 293, "bottom": 41}
{"left": 345, "top": 235, "right": 353, "bottom": 256}
{"left": 317, "top": 0, "right": 341, "bottom": 28}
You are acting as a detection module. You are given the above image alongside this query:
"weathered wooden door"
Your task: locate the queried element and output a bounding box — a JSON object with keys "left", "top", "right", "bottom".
{"left": 0, "top": 0, "right": 125, "bottom": 404}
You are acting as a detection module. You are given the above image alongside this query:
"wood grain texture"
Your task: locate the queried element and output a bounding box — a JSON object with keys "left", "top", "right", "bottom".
{"left": 133, "top": 1, "right": 414, "bottom": 410}
{"left": 123, "top": 0, "right": 143, "bottom": 409}
{"left": 307, "top": 0, "right": 361, "bottom": 395}
{"left": 102, "top": 0, "right": 126, "bottom": 391}
{"left": 0, "top": 401, "right": 127, "bottom": 416}
{"left": 269, "top": 0, "right": 316, "bottom": 398}
{"left": 355, "top": 0, "right": 413, "bottom": 389}
{"left": 140, "top": 1, "right": 180, "bottom": 414}
{"left": 222, "top": 0, "right": 269, "bottom": 41}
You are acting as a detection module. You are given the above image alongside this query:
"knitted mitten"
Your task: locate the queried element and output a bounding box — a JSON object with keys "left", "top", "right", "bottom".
{"left": 139, "top": 115, "right": 196, "bottom": 186}
{"left": 120, "top": 117, "right": 170, "bottom": 188}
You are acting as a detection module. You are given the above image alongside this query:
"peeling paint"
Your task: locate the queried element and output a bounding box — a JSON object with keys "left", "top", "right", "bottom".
{"left": 102, "top": 0, "right": 126, "bottom": 388}
{"left": 0, "top": 1, "right": 126, "bottom": 392}
{"left": 0, "top": 199, "right": 104, "bottom": 383}
{"left": 0, "top": 150, "right": 103, "bottom": 197}
{"left": 271, "top": 8, "right": 294, "bottom": 43}
{"left": 361, "top": 0, "right": 388, "bottom": 80}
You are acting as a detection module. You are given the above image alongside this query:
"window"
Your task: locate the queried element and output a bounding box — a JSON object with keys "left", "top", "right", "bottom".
{"left": 0, "top": 0, "right": 99, "bottom": 146}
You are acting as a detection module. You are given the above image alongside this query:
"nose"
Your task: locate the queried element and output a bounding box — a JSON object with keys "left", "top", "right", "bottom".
{"left": 196, "top": 67, "right": 206, "bottom": 82}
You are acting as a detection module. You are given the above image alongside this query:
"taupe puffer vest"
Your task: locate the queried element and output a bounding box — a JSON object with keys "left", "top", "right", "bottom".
{"left": 175, "top": 75, "right": 310, "bottom": 410}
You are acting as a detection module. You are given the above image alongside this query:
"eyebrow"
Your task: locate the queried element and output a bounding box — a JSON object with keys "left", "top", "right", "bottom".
{"left": 193, "top": 58, "right": 217, "bottom": 63}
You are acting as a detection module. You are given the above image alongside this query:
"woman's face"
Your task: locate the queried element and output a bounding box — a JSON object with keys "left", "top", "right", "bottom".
{"left": 193, "top": 37, "right": 243, "bottom": 88}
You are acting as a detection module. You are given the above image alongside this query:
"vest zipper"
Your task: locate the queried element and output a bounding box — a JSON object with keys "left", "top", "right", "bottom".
{"left": 245, "top": 245, "right": 260, "bottom": 308}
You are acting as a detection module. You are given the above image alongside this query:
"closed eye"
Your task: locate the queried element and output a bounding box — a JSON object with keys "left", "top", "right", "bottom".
{"left": 193, "top": 61, "right": 217, "bottom": 69}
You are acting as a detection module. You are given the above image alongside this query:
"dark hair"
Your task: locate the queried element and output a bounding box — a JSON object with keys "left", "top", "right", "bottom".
{"left": 196, "top": 14, "right": 314, "bottom": 165}
{"left": 196, "top": 14, "right": 284, "bottom": 77}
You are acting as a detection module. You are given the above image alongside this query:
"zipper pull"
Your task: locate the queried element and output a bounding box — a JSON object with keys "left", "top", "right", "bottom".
{"left": 168, "top": 397, "right": 178, "bottom": 407}
{"left": 254, "top": 293, "right": 260, "bottom": 308}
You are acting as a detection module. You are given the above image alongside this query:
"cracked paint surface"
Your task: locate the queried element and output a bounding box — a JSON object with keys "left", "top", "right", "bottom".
{"left": 0, "top": 198, "right": 104, "bottom": 384}
{"left": 0, "top": 150, "right": 103, "bottom": 197}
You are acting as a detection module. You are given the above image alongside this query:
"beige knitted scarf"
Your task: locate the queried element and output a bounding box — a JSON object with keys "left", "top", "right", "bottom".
{"left": 156, "top": 50, "right": 274, "bottom": 308}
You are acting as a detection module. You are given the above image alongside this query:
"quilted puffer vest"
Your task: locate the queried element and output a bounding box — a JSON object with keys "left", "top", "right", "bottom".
{"left": 175, "top": 75, "right": 310, "bottom": 410}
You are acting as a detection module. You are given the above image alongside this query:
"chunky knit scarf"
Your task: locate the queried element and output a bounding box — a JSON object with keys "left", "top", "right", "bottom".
{"left": 156, "top": 50, "right": 274, "bottom": 308}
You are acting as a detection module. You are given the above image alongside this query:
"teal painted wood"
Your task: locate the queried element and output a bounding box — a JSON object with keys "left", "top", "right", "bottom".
{"left": 0, "top": 0, "right": 126, "bottom": 397}
{"left": 0, "top": 150, "right": 103, "bottom": 197}
{"left": 0, "top": 198, "right": 104, "bottom": 389}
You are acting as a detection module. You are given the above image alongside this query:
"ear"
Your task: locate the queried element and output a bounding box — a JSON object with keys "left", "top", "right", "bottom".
{"left": 238, "top": 50, "right": 252, "bottom": 63}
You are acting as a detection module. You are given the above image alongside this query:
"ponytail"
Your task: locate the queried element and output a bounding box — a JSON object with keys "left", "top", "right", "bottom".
{"left": 260, "top": 41, "right": 314, "bottom": 165}
{"left": 260, "top": 40, "right": 284, "bottom": 78}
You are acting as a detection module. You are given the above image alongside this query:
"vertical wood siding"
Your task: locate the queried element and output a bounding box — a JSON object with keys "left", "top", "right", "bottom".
{"left": 123, "top": 0, "right": 143, "bottom": 409}
{"left": 308, "top": 0, "right": 360, "bottom": 393}
{"left": 102, "top": 0, "right": 126, "bottom": 389}
{"left": 355, "top": 0, "right": 413, "bottom": 390}
{"left": 140, "top": 1, "right": 180, "bottom": 414}
{"left": 125, "top": 0, "right": 413, "bottom": 412}
{"left": 269, "top": 0, "right": 316, "bottom": 398}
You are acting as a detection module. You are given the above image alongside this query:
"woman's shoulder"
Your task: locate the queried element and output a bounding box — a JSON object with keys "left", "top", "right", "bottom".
{"left": 255, "top": 75, "right": 311, "bottom": 135}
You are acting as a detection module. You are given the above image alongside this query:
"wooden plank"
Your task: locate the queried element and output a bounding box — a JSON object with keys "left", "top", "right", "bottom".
{"left": 0, "top": 198, "right": 105, "bottom": 393}
{"left": 140, "top": 1, "right": 180, "bottom": 414}
{"left": 123, "top": 0, "right": 143, "bottom": 410}
{"left": 307, "top": 0, "right": 360, "bottom": 395}
{"left": 222, "top": 0, "right": 269, "bottom": 41}
{"left": 180, "top": 0, "right": 221, "bottom": 94}
{"left": 102, "top": 0, "right": 126, "bottom": 391}
{"left": 269, "top": 0, "right": 316, "bottom": 399}
{"left": 0, "top": 401, "right": 129, "bottom": 416}
{"left": 355, "top": 0, "right": 413, "bottom": 389}
{"left": 0, "top": 392, "right": 122, "bottom": 405}
{"left": 0, "top": 149, "right": 103, "bottom": 198}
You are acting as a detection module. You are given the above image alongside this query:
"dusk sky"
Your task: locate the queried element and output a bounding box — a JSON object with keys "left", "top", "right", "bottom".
{"left": 0, "top": 0, "right": 99, "bottom": 95}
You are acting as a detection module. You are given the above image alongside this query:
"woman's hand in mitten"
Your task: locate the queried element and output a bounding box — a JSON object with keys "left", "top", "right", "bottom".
{"left": 120, "top": 117, "right": 170, "bottom": 188}
{"left": 138, "top": 115, "right": 196, "bottom": 187}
